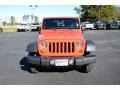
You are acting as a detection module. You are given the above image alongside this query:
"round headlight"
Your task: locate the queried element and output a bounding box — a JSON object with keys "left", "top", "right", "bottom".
{"left": 76, "top": 41, "right": 83, "bottom": 48}
{"left": 40, "top": 41, "right": 47, "bottom": 48}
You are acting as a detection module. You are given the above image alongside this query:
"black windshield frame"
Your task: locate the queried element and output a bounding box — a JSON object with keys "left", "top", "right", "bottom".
{"left": 42, "top": 18, "right": 80, "bottom": 29}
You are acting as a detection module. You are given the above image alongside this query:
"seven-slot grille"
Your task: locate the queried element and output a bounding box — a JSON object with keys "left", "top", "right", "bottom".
{"left": 49, "top": 42, "right": 75, "bottom": 53}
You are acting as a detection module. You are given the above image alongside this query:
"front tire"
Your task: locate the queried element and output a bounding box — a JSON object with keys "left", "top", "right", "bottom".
{"left": 81, "top": 64, "right": 94, "bottom": 73}
{"left": 29, "top": 64, "right": 39, "bottom": 73}
{"left": 28, "top": 52, "right": 39, "bottom": 73}
{"left": 28, "top": 52, "right": 35, "bottom": 56}
{"left": 78, "top": 51, "right": 95, "bottom": 73}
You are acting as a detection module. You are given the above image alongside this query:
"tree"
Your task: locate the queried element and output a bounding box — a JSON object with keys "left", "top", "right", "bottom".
{"left": 22, "top": 14, "right": 29, "bottom": 23}
{"left": 30, "top": 14, "right": 34, "bottom": 23}
{"left": 10, "top": 16, "right": 16, "bottom": 25}
{"left": 117, "top": 7, "right": 120, "bottom": 20}
{"left": 3, "top": 21, "right": 7, "bottom": 26}
{"left": 22, "top": 14, "right": 39, "bottom": 24}
{"left": 34, "top": 16, "right": 39, "bottom": 23}
{"left": 99, "top": 6, "right": 118, "bottom": 21}
{"left": 74, "top": 6, "right": 81, "bottom": 16}
{"left": 74, "top": 5, "right": 119, "bottom": 22}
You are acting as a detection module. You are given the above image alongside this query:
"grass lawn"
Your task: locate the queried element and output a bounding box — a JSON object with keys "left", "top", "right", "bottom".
{"left": 3, "top": 25, "right": 17, "bottom": 32}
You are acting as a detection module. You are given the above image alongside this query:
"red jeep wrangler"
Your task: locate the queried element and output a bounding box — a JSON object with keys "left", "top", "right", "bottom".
{"left": 26, "top": 17, "right": 96, "bottom": 73}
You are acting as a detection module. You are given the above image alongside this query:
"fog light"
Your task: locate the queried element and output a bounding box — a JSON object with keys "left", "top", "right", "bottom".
{"left": 79, "top": 50, "right": 83, "bottom": 53}
{"left": 69, "top": 59, "right": 74, "bottom": 65}
{"left": 40, "top": 50, "right": 44, "bottom": 54}
{"left": 50, "top": 60, "right": 55, "bottom": 65}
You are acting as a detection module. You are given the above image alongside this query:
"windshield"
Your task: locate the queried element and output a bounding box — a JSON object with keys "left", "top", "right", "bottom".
{"left": 43, "top": 18, "right": 80, "bottom": 29}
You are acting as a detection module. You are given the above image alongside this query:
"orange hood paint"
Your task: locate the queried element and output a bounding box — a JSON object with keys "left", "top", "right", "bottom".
{"left": 38, "top": 29, "right": 84, "bottom": 40}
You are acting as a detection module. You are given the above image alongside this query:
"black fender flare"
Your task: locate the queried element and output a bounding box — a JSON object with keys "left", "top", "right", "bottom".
{"left": 27, "top": 41, "right": 37, "bottom": 52}
{"left": 86, "top": 40, "right": 96, "bottom": 52}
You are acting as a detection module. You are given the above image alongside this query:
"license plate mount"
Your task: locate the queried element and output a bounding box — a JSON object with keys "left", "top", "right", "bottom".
{"left": 55, "top": 59, "right": 68, "bottom": 66}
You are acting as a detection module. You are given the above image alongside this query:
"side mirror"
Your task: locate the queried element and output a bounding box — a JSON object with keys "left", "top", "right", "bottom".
{"left": 39, "top": 27, "right": 41, "bottom": 34}
{"left": 80, "top": 26, "right": 84, "bottom": 33}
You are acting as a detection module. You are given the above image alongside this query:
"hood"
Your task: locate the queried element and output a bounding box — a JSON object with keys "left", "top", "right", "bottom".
{"left": 38, "top": 29, "right": 84, "bottom": 41}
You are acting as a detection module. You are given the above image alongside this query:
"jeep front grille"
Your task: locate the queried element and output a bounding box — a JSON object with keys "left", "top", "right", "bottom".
{"left": 49, "top": 42, "right": 75, "bottom": 53}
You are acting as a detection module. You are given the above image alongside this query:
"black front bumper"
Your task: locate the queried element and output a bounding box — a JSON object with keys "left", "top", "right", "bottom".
{"left": 27, "top": 55, "right": 96, "bottom": 67}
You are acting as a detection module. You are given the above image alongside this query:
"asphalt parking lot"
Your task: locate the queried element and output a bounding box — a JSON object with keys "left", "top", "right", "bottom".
{"left": 0, "top": 30, "right": 120, "bottom": 85}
